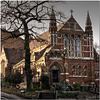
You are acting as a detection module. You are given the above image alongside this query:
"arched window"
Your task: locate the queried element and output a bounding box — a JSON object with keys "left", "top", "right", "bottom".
{"left": 54, "top": 51, "right": 57, "bottom": 57}
{"left": 64, "top": 35, "right": 67, "bottom": 49}
{"left": 78, "top": 65, "right": 81, "bottom": 75}
{"left": 72, "top": 65, "right": 75, "bottom": 75}
{"left": 71, "top": 35, "right": 74, "bottom": 57}
{"left": 77, "top": 36, "right": 80, "bottom": 55}
{"left": 84, "top": 66, "right": 87, "bottom": 76}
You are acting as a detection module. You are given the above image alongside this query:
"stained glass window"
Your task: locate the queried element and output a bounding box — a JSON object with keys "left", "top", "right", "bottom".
{"left": 78, "top": 66, "right": 81, "bottom": 75}
{"left": 64, "top": 35, "right": 67, "bottom": 49}
{"left": 84, "top": 66, "right": 87, "bottom": 76}
{"left": 71, "top": 35, "right": 74, "bottom": 57}
{"left": 77, "top": 36, "right": 80, "bottom": 55}
{"left": 72, "top": 65, "right": 75, "bottom": 75}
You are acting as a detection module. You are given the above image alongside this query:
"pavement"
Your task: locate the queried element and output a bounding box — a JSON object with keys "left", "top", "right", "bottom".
{"left": 1, "top": 92, "right": 24, "bottom": 100}
{"left": 77, "top": 91, "right": 99, "bottom": 99}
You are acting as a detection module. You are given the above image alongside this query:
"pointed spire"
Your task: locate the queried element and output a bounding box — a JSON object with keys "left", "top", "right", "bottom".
{"left": 85, "top": 10, "right": 92, "bottom": 25}
{"left": 70, "top": 9, "right": 73, "bottom": 17}
{"left": 50, "top": 6, "right": 56, "bottom": 20}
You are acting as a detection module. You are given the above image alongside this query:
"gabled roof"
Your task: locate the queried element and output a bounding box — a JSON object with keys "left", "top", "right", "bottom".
{"left": 35, "top": 44, "right": 52, "bottom": 62}
{"left": 1, "top": 31, "right": 24, "bottom": 49}
{"left": 4, "top": 48, "right": 24, "bottom": 64}
{"left": 60, "top": 16, "right": 84, "bottom": 32}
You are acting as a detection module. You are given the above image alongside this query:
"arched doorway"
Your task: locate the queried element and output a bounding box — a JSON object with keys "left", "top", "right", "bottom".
{"left": 49, "top": 62, "right": 64, "bottom": 84}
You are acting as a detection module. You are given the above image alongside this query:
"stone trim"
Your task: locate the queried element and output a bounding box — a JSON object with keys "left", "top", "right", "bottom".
{"left": 60, "top": 73, "right": 65, "bottom": 75}
{"left": 49, "top": 57, "right": 62, "bottom": 60}
{"left": 69, "top": 75, "right": 88, "bottom": 77}
{"left": 67, "top": 57, "right": 94, "bottom": 60}
{"left": 44, "top": 72, "right": 48, "bottom": 75}
{"left": 60, "top": 73, "right": 69, "bottom": 75}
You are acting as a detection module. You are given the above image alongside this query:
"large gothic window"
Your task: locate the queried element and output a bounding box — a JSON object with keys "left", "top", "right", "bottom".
{"left": 71, "top": 35, "right": 74, "bottom": 57}
{"left": 77, "top": 36, "right": 80, "bottom": 56}
{"left": 64, "top": 35, "right": 67, "bottom": 49}
{"left": 78, "top": 65, "right": 81, "bottom": 75}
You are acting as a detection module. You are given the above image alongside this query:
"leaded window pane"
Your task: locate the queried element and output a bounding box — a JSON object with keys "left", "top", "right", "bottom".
{"left": 77, "top": 36, "right": 80, "bottom": 55}
{"left": 71, "top": 35, "right": 74, "bottom": 57}
{"left": 64, "top": 36, "right": 67, "bottom": 49}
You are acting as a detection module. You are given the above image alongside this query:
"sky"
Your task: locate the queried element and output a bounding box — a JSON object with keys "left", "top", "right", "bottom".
{"left": 42, "top": 1, "right": 99, "bottom": 45}
{"left": 53, "top": 1, "right": 99, "bottom": 45}
{"left": 1, "top": 1, "right": 99, "bottom": 46}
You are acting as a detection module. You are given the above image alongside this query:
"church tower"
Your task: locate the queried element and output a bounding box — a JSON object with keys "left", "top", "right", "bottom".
{"left": 85, "top": 11, "right": 92, "bottom": 35}
{"left": 84, "top": 10, "right": 94, "bottom": 58}
{"left": 49, "top": 7, "right": 57, "bottom": 45}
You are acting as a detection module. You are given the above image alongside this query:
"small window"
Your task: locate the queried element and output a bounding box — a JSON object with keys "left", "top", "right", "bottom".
{"left": 78, "top": 66, "right": 81, "bottom": 76}
{"left": 77, "top": 36, "right": 80, "bottom": 56}
{"left": 84, "top": 66, "right": 87, "bottom": 76}
{"left": 72, "top": 65, "right": 75, "bottom": 75}
{"left": 70, "top": 23, "right": 75, "bottom": 30}
{"left": 64, "top": 35, "right": 67, "bottom": 49}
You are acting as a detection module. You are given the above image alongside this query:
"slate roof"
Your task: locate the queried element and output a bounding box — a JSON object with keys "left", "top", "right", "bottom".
{"left": 1, "top": 30, "right": 24, "bottom": 65}
{"left": 1, "top": 31, "right": 24, "bottom": 49}
{"left": 4, "top": 48, "right": 24, "bottom": 64}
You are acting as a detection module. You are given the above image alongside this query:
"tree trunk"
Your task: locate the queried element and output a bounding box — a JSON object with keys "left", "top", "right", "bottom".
{"left": 24, "top": 21, "right": 33, "bottom": 90}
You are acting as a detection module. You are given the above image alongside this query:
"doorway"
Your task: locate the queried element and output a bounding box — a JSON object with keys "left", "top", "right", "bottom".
{"left": 51, "top": 70, "right": 59, "bottom": 83}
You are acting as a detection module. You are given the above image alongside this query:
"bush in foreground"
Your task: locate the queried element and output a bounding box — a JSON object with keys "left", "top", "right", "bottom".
{"left": 73, "top": 82, "right": 81, "bottom": 91}
{"left": 4, "top": 72, "right": 23, "bottom": 87}
{"left": 39, "top": 75, "right": 50, "bottom": 90}
{"left": 57, "top": 91, "right": 79, "bottom": 98}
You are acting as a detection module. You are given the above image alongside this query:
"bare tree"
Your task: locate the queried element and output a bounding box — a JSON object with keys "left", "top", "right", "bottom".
{"left": 1, "top": 1, "right": 66, "bottom": 90}
{"left": 94, "top": 43, "right": 100, "bottom": 55}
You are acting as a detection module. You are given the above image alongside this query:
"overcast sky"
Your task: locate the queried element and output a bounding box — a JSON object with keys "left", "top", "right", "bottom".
{"left": 45, "top": 1, "right": 99, "bottom": 45}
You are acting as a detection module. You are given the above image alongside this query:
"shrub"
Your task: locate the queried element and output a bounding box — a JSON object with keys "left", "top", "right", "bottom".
{"left": 60, "top": 80, "right": 64, "bottom": 84}
{"left": 4, "top": 72, "right": 23, "bottom": 87}
{"left": 57, "top": 91, "right": 64, "bottom": 98}
{"left": 82, "top": 85, "right": 87, "bottom": 91}
{"left": 57, "top": 91, "right": 79, "bottom": 98}
{"left": 72, "top": 82, "right": 81, "bottom": 91}
{"left": 14, "top": 72, "right": 23, "bottom": 85}
{"left": 39, "top": 75, "right": 50, "bottom": 90}
{"left": 1, "top": 80, "right": 11, "bottom": 88}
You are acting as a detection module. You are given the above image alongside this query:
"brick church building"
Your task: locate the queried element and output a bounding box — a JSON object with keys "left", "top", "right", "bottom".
{"left": 2, "top": 8, "right": 99, "bottom": 85}
{"left": 39, "top": 9, "right": 97, "bottom": 84}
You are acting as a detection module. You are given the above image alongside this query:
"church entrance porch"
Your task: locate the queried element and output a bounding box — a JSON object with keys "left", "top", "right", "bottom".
{"left": 49, "top": 61, "right": 65, "bottom": 85}
{"left": 51, "top": 70, "right": 59, "bottom": 83}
